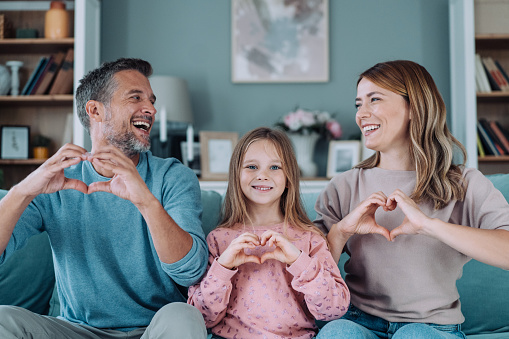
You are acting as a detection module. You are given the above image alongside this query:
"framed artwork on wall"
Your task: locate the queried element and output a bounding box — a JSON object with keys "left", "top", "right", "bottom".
{"left": 326, "top": 140, "right": 361, "bottom": 178}
{"left": 231, "top": 0, "right": 329, "bottom": 83}
{"left": 200, "top": 131, "right": 239, "bottom": 180}
{"left": 0, "top": 125, "right": 30, "bottom": 159}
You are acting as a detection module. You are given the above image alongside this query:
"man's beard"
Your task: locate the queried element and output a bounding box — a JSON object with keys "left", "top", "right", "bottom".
{"left": 105, "top": 123, "right": 151, "bottom": 158}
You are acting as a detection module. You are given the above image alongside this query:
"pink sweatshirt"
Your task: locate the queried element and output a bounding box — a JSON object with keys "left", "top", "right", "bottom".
{"left": 188, "top": 223, "right": 349, "bottom": 339}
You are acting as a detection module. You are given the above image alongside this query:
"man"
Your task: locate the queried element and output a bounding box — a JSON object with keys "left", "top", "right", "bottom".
{"left": 0, "top": 58, "right": 208, "bottom": 338}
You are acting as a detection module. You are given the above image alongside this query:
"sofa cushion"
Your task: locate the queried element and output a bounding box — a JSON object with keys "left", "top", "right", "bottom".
{"left": 200, "top": 190, "right": 223, "bottom": 236}
{"left": 458, "top": 173, "right": 509, "bottom": 337}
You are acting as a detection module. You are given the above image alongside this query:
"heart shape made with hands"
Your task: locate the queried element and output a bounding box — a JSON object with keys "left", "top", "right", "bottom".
{"left": 352, "top": 192, "right": 422, "bottom": 242}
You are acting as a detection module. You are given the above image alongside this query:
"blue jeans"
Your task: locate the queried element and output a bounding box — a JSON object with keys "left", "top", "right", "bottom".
{"left": 317, "top": 304, "right": 466, "bottom": 339}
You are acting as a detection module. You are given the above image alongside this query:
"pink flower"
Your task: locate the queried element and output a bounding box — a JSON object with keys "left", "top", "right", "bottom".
{"left": 326, "top": 120, "right": 342, "bottom": 139}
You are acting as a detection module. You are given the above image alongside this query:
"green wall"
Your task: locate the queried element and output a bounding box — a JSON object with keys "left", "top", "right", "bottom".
{"left": 101, "top": 0, "right": 450, "bottom": 174}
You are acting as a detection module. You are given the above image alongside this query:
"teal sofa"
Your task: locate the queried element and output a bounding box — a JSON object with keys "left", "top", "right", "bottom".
{"left": 1, "top": 173, "right": 509, "bottom": 338}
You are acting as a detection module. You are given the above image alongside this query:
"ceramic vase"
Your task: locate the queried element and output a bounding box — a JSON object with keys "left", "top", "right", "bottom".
{"left": 287, "top": 133, "right": 319, "bottom": 177}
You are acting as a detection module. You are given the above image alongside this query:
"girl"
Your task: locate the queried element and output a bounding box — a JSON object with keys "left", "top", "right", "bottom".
{"left": 315, "top": 60, "right": 509, "bottom": 338}
{"left": 188, "top": 127, "right": 349, "bottom": 339}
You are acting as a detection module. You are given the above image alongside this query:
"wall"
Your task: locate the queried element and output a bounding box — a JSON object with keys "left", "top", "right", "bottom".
{"left": 100, "top": 0, "right": 450, "bottom": 175}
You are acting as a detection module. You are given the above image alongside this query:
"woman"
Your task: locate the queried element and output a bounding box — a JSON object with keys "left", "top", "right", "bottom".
{"left": 315, "top": 60, "right": 509, "bottom": 338}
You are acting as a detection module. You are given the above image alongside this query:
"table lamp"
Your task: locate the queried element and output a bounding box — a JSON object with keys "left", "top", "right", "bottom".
{"left": 149, "top": 75, "right": 194, "bottom": 162}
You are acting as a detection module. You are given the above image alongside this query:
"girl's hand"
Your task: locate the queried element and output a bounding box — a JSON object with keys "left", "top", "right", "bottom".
{"left": 259, "top": 230, "right": 301, "bottom": 265}
{"left": 387, "top": 189, "right": 431, "bottom": 240}
{"left": 217, "top": 232, "right": 261, "bottom": 269}
{"left": 333, "top": 191, "right": 392, "bottom": 241}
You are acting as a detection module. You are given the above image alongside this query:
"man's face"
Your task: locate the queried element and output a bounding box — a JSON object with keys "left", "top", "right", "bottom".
{"left": 102, "top": 70, "right": 156, "bottom": 158}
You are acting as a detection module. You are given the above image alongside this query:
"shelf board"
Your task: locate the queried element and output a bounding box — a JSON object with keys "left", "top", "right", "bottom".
{"left": 476, "top": 34, "right": 509, "bottom": 49}
{"left": 0, "top": 95, "right": 73, "bottom": 105}
{"left": 0, "top": 38, "right": 74, "bottom": 53}
{"left": 478, "top": 155, "right": 509, "bottom": 162}
{"left": 0, "top": 158, "right": 46, "bottom": 165}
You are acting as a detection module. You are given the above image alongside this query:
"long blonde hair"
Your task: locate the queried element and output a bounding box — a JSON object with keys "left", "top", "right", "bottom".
{"left": 355, "top": 60, "right": 466, "bottom": 209}
{"left": 219, "top": 127, "right": 325, "bottom": 239}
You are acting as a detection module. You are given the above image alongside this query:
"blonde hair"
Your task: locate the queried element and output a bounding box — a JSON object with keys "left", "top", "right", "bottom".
{"left": 355, "top": 60, "right": 466, "bottom": 209}
{"left": 219, "top": 127, "right": 325, "bottom": 239}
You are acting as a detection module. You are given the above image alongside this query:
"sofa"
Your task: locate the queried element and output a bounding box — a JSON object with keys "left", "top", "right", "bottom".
{"left": 1, "top": 173, "right": 509, "bottom": 338}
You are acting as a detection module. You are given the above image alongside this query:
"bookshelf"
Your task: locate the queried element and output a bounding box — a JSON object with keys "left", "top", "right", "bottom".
{"left": 449, "top": 0, "right": 509, "bottom": 175}
{"left": 0, "top": 0, "right": 100, "bottom": 189}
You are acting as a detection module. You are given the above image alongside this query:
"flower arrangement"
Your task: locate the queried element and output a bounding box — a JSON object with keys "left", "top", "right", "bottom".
{"left": 275, "top": 107, "right": 342, "bottom": 139}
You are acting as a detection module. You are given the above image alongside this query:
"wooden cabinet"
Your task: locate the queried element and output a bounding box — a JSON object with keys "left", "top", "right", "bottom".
{"left": 449, "top": 0, "right": 509, "bottom": 175}
{"left": 0, "top": 0, "right": 100, "bottom": 189}
{"left": 475, "top": 35, "right": 509, "bottom": 174}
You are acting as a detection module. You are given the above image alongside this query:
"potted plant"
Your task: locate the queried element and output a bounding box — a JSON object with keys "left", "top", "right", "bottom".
{"left": 32, "top": 134, "right": 51, "bottom": 159}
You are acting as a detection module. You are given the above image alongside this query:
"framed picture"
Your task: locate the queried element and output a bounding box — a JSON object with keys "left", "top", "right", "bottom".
{"left": 231, "top": 0, "right": 329, "bottom": 83}
{"left": 326, "top": 140, "right": 361, "bottom": 178}
{"left": 1, "top": 125, "right": 30, "bottom": 159}
{"left": 200, "top": 131, "right": 239, "bottom": 180}
{"left": 180, "top": 141, "right": 201, "bottom": 176}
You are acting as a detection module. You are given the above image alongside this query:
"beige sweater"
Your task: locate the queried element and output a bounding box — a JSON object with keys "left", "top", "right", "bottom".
{"left": 314, "top": 167, "right": 509, "bottom": 324}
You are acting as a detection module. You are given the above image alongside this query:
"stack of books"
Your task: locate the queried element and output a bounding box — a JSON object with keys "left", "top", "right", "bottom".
{"left": 477, "top": 118, "right": 509, "bottom": 157}
{"left": 20, "top": 48, "right": 74, "bottom": 95}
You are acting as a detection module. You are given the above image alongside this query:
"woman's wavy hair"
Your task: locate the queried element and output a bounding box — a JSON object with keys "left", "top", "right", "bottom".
{"left": 219, "top": 127, "right": 325, "bottom": 239}
{"left": 355, "top": 60, "right": 466, "bottom": 209}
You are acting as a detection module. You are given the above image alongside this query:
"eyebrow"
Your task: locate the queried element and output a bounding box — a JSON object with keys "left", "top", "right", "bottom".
{"left": 126, "top": 89, "right": 156, "bottom": 102}
{"left": 355, "top": 91, "right": 386, "bottom": 102}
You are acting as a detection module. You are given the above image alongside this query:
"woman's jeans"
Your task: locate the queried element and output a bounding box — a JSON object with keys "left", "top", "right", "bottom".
{"left": 317, "top": 304, "right": 467, "bottom": 339}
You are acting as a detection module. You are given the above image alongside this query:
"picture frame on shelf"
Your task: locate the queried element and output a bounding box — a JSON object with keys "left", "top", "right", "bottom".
{"left": 180, "top": 141, "right": 201, "bottom": 176}
{"left": 0, "top": 125, "right": 30, "bottom": 159}
{"left": 326, "top": 140, "right": 361, "bottom": 178}
{"left": 200, "top": 131, "right": 239, "bottom": 180}
{"left": 231, "top": 0, "right": 329, "bottom": 83}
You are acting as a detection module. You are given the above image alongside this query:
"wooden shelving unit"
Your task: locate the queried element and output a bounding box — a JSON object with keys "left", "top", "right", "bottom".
{"left": 475, "top": 33, "right": 509, "bottom": 174}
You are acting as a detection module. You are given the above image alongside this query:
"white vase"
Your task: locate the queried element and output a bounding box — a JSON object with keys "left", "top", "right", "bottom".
{"left": 287, "top": 133, "right": 319, "bottom": 177}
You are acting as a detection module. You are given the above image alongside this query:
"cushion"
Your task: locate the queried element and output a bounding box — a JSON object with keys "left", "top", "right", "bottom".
{"left": 458, "top": 173, "right": 509, "bottom": 336}
{"left": 200, "top": 189, "right": 223, "bottom": 236}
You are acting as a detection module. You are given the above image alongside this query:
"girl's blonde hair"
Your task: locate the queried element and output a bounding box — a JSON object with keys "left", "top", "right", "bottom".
{"left": 355, "top": 60, "right": 466, "bottom": 209}
{"left": 219, "top": 127, "right": 325, "bottom": 239}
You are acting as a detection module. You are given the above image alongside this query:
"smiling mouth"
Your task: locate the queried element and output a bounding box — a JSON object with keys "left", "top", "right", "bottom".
{"left": 363, "top": 124, "right": 380, "bottom": 133}
{"left": 252, "top": 185, "right": 273, "bottom": 191}
{"left": 132, "top": 119, "right": 152, "bottom": 132}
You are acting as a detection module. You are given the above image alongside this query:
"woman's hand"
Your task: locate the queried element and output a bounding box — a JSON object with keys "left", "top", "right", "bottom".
{"left": 333, "top": 191, "right": 392, "bottom": 241}
{"left": 387, "top": 189, "right": 430, "bottom": 240}
{"left": 217, "top": 232, "right": 262, "bottom": 269}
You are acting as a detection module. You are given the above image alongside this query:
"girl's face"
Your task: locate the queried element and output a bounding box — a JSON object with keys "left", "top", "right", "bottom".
{"left": 355, "top": 78, "right": 411, "bottom": 155}
{"left": 240, "top": 139, "right": 287, "bottom": 209}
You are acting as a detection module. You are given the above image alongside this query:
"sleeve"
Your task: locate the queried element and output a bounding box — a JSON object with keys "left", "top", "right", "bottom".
{"left": 0, "top": 198, "right": 44, "bottom": 266}
{"left": 286, "top": 234, "right": 350, "bottom": 321}
{"left": 187, "top": 232, "right": 237, "bottom": 328}
{"left": 461, "top": 169, "right": 509, "bottom": 232}
{"left": 159, "top": 164, "right": 209, "bottom": 287}
{"left": 313, "top": 176, "right": 349, "bottom": 235}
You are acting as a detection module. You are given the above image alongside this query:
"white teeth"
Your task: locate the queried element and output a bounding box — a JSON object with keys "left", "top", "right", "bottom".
{"left": 133, "top": 121, "right": 150, "bottom": 130}
{"left": 254, "top": 186, "right": 271, "bottom": 191}
{"left": 363, "top": 125, "right": 380, "bottom": 132}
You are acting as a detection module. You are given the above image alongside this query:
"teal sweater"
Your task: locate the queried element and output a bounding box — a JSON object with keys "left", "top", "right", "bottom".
{"left": 1, "top": 152, "right": 208, "bottom": 330}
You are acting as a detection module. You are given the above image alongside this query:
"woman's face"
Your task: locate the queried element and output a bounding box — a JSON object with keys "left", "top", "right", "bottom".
{"left": 355, "top": 78, "right": 411, "bottom": 155}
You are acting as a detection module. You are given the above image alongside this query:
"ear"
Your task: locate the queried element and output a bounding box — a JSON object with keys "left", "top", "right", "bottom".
{"left": 85, "top": 100, "right": 104, "bottom": 123}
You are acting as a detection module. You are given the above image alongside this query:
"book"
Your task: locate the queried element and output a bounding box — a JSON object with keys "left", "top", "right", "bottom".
{"left": 483, "top": 63, "right": 501, "bottom": 91}
{"left": 34, "top": 51, "right": 66, "bottom": 95}
{"left": 482, "top": 56, "right": 509, "bottom": 91}
{"left": 29, "top": 55, "right": 54, "bottom": 95}
{"left": 21, "top": 57, "right": 47, "bottom": 95}
{"left": 477, "top": 133, "right": 485, "bottom": 157}
{"left": 477, "top": 121, "right": 499, "bottom": 156}
{"left": 49, "top": 48, "right": 74, "bottom": 95}
{"left": 479, "top": 118, "right": 508, "bottom": 154}
{"left": 490, "top": 120, "right": 509, "bottom": 154}
{"left": 494, "top": 59, "right": 509, "bottom": 85}
{"left": 475, "top": 54, "right": 491, "bottom": 93}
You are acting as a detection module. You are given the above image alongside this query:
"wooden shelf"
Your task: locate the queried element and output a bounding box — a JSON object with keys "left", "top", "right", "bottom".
{"left": 476, "top": 34, "right": 509, "bottom": 49}
{"left": 0, "top": 158, "right": 46, "bottom": 165}
{"left": 0, "top": 95, "right": 73, "bottom": 104}
{"left": 0, "top": 38, "right": 74, "bottom": 53}
{"left": 478, "top": 155, "right": 509, "bottom": 163}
